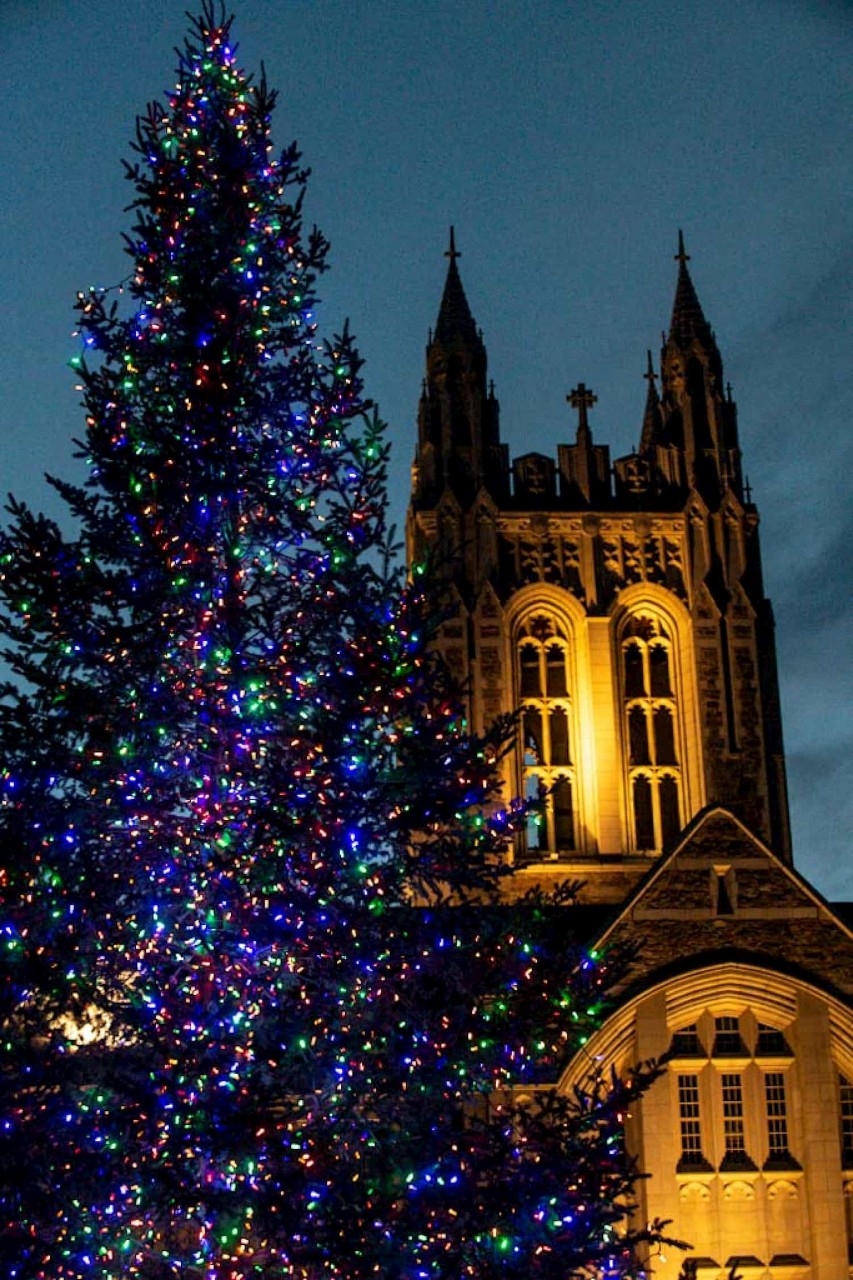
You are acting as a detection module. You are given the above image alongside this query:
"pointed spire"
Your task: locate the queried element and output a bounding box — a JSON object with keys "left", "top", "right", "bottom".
{"left": 640, "top": 350, "right": 661, "bottom": 453}
{"left": 644, "top": 347, "right": 658, "bottom": 391}
{"left": 669, "top": 229, "right": 714, "bottom": 350}
{"left": 434, "top": 226, "right": 480, "bottom": 347}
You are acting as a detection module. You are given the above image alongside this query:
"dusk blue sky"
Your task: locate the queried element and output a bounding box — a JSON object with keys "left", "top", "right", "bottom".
{"left": 2, "top": 1, "right": 850, "bottom": 895}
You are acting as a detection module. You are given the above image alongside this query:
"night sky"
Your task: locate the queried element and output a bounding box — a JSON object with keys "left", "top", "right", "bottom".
{"left": 2, "top": 1, "right": 850, "bottom": 895}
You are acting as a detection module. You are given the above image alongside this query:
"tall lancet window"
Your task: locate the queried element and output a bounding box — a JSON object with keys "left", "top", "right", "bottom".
{"left": 621, "top": 613, "right": 682, "bottom": 851}
{"left": 517, "top": 615, "right": 576, "bottom": 858}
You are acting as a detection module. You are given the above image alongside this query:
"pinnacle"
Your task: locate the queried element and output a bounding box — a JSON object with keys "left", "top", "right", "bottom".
{"left": 640, "top": 350, "right": 661, "bottom": 453}
{"left": 668, "top": 229, "right": 714, "bottom": 350}
{"left": 434, "top": 227, "right": 480, "bottom": 347}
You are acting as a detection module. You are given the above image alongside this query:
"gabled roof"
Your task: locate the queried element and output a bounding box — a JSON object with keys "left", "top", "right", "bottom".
{"left": 588, "top": 806, "right": 853, "bottom": 1006}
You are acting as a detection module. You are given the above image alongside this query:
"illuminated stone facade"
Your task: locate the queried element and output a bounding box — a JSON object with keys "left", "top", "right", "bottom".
{"left": 406, "top": 235, "right": 852, "bottom": 1278}
{"left": 562, "top": 809, "right": 853, "bottom": 1279}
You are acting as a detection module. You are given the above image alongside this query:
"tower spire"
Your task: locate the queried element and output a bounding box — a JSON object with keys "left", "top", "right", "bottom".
{"left": 658, "top": 233, "right": 742, "bottom": 503}
{"left": 411, "top": 231, "right": 507, "bottom": 509}
{"left": 669, "top": 229, "right": 714, "bottom": 350}
{"left": 434, "top": 226, "right": 479, "bottom": 347}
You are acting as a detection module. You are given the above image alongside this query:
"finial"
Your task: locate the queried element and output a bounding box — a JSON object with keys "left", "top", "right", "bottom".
{"left": 675, "top": 229, "right": 690, "bottom": 266}
{"left": 445, "top": 226, "right": 460, "bottom": 263}
{"left": 744, "top": 475, "right": 753, "bottom": 504}
{"left": 488, "top": 378, "right": 495, "bottom": 397}
{"left": 643, "top": 350, "right": 657, "bottom": 387}
{"left": 726, "top": 381, "right": 733, "bottom": 401}
{"left": 567, "top": 382, "right": 598, "bottom": 433}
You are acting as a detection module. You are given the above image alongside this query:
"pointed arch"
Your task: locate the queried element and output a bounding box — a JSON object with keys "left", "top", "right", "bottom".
{"left": 557, "top": 963, "right": 853, "bottom": 1276}
{"left": 611, "top": 585, "right": 704, "bottom": 852}
{"left": 504, "top": 586, "right": 591, "bottom": 860}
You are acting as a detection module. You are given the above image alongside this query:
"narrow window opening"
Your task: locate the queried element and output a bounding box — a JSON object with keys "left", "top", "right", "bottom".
{"left": 549, "top": 708, "right": 570, "bottom": 765}
{"left": 764, "top": 1071, "right": 798, "bottom": 1170}
{"left": 545, "top": 644, "right": 567, "bottom": 697}
{"left": 628, "top": 706, "right": 650, "bottom": 764}
{"left": 523, "top": 709, "right": 543, "bottom": 762}
{"left": 517, "top": 622, "right": 576, "bottom": 859}
{"left": 649, "top": 643, "right": 672, "bottom": 696}
{"left": 659, "top": 776, "right": 681, "bottom": 848}
{"left": 624, "top": 642, "right": 645, "bottom": 697}
{"left": 716, "top": 871, "right": 735, "bottom": 916}
{"left": 524, "top": 765, "right": 542, "bottom": 852}
{"left": 520, "top": 643, "right": 541, "bottom": 697}
{"left": 621, "top": 614, "right": 683, "bottom": 853}
{"left": 720, "top": 1072, "right": 755, "bottom": 1170}
{"left": 633, "top": 776, "right": 655, "bottom": 850}
{"left": 552, "top": 777, "right": 575, "bottom": 850}
{"left": 677, "top": 1073, "right": 711, "bottom": 1172}
{"left": 653, "top": 706, "right": 677, "bottom": 764}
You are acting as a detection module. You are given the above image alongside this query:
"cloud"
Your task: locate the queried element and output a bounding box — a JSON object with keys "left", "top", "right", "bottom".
{"left": 787, "top": 739, "right": 853, "bottom": 900}
{"left": 772, "top": 497, "right": 853, "bottom": 630}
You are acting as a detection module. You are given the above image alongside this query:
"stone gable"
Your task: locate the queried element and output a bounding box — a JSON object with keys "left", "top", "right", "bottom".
{"left": 597, "top": 808, "right": 853, "bottom": 1004}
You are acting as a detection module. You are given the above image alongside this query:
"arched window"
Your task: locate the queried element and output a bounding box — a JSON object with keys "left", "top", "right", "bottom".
{"left": 621, "top": 613, "right": 682, "bottom": 852}
{"left": 668, "top": 1010, "right": 799, "bottom": 1176}
{"left": 516, "top": 615, "right": 576, "bottom": 859}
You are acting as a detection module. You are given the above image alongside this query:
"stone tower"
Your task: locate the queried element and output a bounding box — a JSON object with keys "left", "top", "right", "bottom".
{"left": 407, "top": 234, "right": 853, "bottom": 1278}
{"left": 407, "top": 231, "right": 791, "bottom": 904}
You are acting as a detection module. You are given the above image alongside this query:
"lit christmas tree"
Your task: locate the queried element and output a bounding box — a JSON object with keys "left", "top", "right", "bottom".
{"left": 1, "top": 7, "right": 673, "bottom": 1277}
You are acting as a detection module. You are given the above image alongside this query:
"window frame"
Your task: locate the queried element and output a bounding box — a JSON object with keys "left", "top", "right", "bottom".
{"left": 668, "top": 1010, "right": 800, "bottom": 1175}
{"left": 617, "top": 611, "right": 684, "bottom": 853}
{"left": 515, "top": 614, "right": 579, "bottom": 860}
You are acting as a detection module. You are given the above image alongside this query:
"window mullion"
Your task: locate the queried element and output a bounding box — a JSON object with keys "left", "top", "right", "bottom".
{"left": 651, "top": 774, "right": 662, "bottom": 853}
{"left": 540, "top": 699, "right": 551, "bottom": 767}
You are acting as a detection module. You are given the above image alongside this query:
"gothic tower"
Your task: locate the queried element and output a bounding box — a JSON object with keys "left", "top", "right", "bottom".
{"left": 407, "top": 232, "right": 791, "bottom": 903}
{"left": 407, "top": 234, "right": 853, "bottom": 1278}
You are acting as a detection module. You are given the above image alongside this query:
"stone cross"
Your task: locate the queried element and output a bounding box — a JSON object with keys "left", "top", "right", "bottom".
{"left": 567, "top": 382, "right": 598, "bottom": 432}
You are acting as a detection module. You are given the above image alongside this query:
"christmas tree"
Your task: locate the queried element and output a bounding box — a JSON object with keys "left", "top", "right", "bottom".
{"left": 1, "top": 7, "right": 672, "bottom": 1277}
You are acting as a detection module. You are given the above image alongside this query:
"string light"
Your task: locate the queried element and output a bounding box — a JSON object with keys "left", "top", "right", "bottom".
{"left": 0, "top": 6, "right": 667, "bottom": 1278}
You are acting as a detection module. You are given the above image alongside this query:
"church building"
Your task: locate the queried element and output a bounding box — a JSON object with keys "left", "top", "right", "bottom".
{"left": 406, "top": 233, "right": 853, "bottom": 1279}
